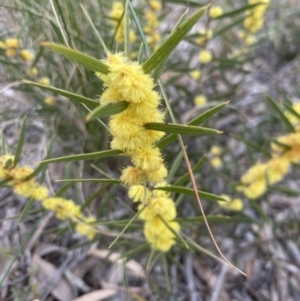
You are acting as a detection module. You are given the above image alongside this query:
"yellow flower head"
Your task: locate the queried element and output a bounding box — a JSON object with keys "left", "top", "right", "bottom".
{"left": 75, "top": 217, "right": 97, "bottom": 240}
{"left": 245, "top": 35, "right": 256, "bottom": 45}
{"left": 145, "top": 164, "right": 168, "bottom": 184}
{"left": 26, "top": 67, "right": 39, "bottom": 77}
{"left": 241, "top": 163, "right": 267, "bottom": 184}
{"left": 38, "top": 77, "right": 50, "bottom": 85}
{"left": 14, "top": 180, "right": 48, "bottom": 200}
{"left": 210, "top": 157, "right": 222, "bottom": 169}
{"left": 239, "top": 163, "right": 268, "bottom": 199}
{"left": 20, "top": 49, "right": 34, "bottom": 61}
{"left": 5, "top": 38, "right": 20, "bottom": 49}
{"left": 120, "top": 166, "right": 144, "bottom": 186}
{"left": 44, "top": 97, "right": 55, "bottom": 106}
{"left": 144, "top": 217, "right": 180, "bottom": 252}
{"left": 196, "top": 29, "right": 213, "bottom": 46}
{"left": 210, "top": 146, "right": 222, "bottom": 156}
{"left": 194, "top": 95, "right": 207, "bottom": 106}
{"left": 43, "top": 198, "right": 82, "bottom": 220}
{"left": 218, "top": 195, "right": 243, "bottom": 211}
{"left": 209, "top": 6, "right": 223, "bottom": 19}
{"left": 128, "top": 185, "right": 151, "bottom": 202}
{"left": 266, "top": 157, "right": 290, "bottom": 184}
{"left": 198, "top": 50, "right": 213, "bottom": 64}
{"left": 130, "top": 147, "right": 163, "bottom": 171}
{"left": 190, "top": 70, "right": 201, "bottom": 81}
{"left": 229, "top": 198, "right": 243, "bottom": 211}
{"left": 9, "top": 166, "right": 34, "bottom": 182}
{"left": 149, "top": 0, "right": 162, "bottom": 11}
{"left": 138, "top": 196, "right": 176, "bottom": 221}
{"left": 6, "top": 48, "right": 17, "bottom": 57}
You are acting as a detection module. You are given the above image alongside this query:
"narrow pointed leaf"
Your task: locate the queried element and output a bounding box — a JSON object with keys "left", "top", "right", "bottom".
{"left": 145, "top": 122, "right": 221, "bottom": 136}
{"left": 155, "top": 185, "right": 227, "bottom": 202}
{"left": 156, "top": 102, "right": 227, "bottom": 148}
{"left": 36, "top": 149, "right": 122, "bottom": 164}
{"left": 18, "top": 198, "right": 35, "bottom": 223}
{"left": 266, "top": 94, "right": 295, "bottom": 132}
{"left": 213, "top": 3, "right": 264, "bottom": 20}
{"left": 214, "top": 17, "right": 244, "bottom": 37}
{"left": 14, "top": 116, "right": 27, "bottom": 167}
{"left": 143, "top": 6, "right": 207, "bottom": 73}
{"left": 41, "top": 42, "right": 109, "bottom": 74}
{"left": 86, "top": 101, "right": 129, "bottom": 121}
{"left": 23, "top": 80, "right": 99, "bottom": 108}
{"left": 56, "top": 178, "right": 121, "bottom": 184}
{"left": 152, "top": 9, "right": 189, "bottom": 81}
{"left": 283, "top": 103, "right": 300, "bottom": 120}
{"left": 161, "top": 0, "right": 206, "bottom": 8}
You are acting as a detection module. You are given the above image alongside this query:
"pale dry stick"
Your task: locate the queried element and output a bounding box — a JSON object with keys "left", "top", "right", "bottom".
{"left": 184, "top": 253, "right": 202, "bottom": 301}
{"left": 210, "top": 246, "right": 233, "bottom": 301}
{"left": 0, "top": 81, "right": 24, "bottom": 94}
{"left": 49, "top": 0, "right": 69, "bottom": 47}
{"left": 25, "top": 211, "right": 54, "bottom": 251}
{"left": 157, "top": 79, "right": 246, "bottom": 277}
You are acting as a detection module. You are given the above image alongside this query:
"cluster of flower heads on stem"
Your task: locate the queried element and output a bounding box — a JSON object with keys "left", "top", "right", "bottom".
{"left": 109, "top": 2, "right": 136, "bottom": 44}
{"left": 143, "top": 0, "right": 162, "bottom": 49}
{"left": 97, "top": 52, "right": 179, "bottom": 251}
{"left": 237, "top": 101, "right": 300, "bottom": 199}
{"left": 0, "top": 155, "right": 97, "bottom": 240}
{"left": 239, "top": 0, "right": 270, "bottom": 45}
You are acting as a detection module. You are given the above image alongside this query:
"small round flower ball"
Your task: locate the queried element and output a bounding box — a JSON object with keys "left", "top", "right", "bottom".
{"left": 149, "top": 0, "right": 162, "bottom": 11}
{"left": 38, "top": 77, "right": 50, "bottom": 85}
{"left": 44, "top": 97, "right": 55, "bottom": 106}
{"left": 198, "top": 50, "right": 213, "bottom": 64}
{"left": 210, "top": 157, "right": 222, "bottom": 169}
{"left": 26, "top": 67, "right": 39, "bottom": 77}
{"left": 229, "top": 199, "right": 243, "bottom": 211}
{"left": 20, "top": 49, "right": 34, "bottom": 61}
{"left": 6, "top": 48, "right": 17, "bottom": 57}
{"left": 210, "top": 146, "right": 222, "bottom": 156}
{"left": 194, "top": 95, "right": 207, "bottom": 106}
{"left": 245, "top": 35, "right": 256, "bottom": 45}
{"left": 209, "top": 6, "right": 224, "bottom": 19}
{"left": 5, "top": 38, "right": 20, "bottom": 49}
{"left": 190, "top": 70, "right": 201, "bottom": 81}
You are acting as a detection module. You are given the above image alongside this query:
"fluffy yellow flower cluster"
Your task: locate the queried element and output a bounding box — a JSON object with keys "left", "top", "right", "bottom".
{"left": 110, "top": 1, "right": 136, "bottom": 44}
{"left": 209, "top": 146, "right": 223, "bottom": 169}
{"left": 237, "top": 157, "right": 290, "bottom": 199}
{"left": 0, "top": 154, "right": 97, "bottom": 240}
{"left": 218, "top": 195, "right": 243, "bottom": 211}
{"left": 42, "top": 197, "right": 97, "bottom": 240}
{"left": 1, "top": 38, "right": 34, "bottom": 61}
{"left": 97, "top": 53, "right": 167, "bottom": 186}
{"left": 240, "top": 0, "right": 270, "bottom": 45}
{"left": 128, "top": 184, "right": 180, "bottom": 252}
{"left": 238, "top": 103, "right": 300, "bottom": 199}
{"left": 144, "top": 1, "right": 161, "bottom": 49}
{"left": 0, "top": 155, "right": 49, "bottom": 200}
